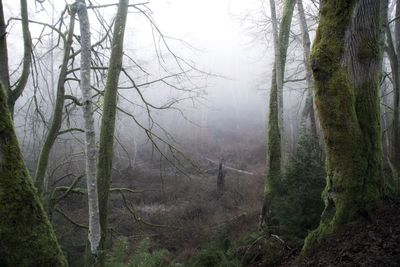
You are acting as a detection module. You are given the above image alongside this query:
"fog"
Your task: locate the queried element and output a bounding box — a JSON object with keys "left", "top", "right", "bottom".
{"left": 1, "top": 0, "right": 323, "bottom": 265}
{"left": 2, "top": 0, "right": 317, "bottom": 176}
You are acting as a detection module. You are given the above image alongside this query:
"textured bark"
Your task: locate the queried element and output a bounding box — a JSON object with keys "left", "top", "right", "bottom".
{"left": 0, "top": 83, "right": 67, "bottom": 266}
{"left": 96, "top": 0, "right": 129, "bottom": 264}
{"left": 0, "top": 1, "right": 9, "bottom": 92}
{"left": 34, "top": 10, "right": 76, "bottom": 194}
{"left": 303, "top": 0, "right": 383, "bottom": 254}
{"left": 7, "top": 0, "right": 32, "bottom": 116}
{"left": 76, "top": 0, "right": 101, "bottom": 261}
{"left": 298, "top": 0, "right": 318, "bottom": 138}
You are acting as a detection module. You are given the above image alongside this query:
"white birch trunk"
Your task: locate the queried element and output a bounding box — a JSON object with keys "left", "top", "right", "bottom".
{"left": 76, "top": 0, "right": 101, "bottom": 256}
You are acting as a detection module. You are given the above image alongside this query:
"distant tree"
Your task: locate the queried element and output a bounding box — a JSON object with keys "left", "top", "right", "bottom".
{"left": 297, "top": 0, "right": 318, "bottom": 138}
{"left": 386, "top": 0, "right": 400, "bottom": 175}
{"left": 0, "top": 82, "right": 67, "bottom": 266}
{"left": 302, "top": 0, "right": 384, "bottom": 254}
{"left": 34, "top": 5, "right": 77, "bottom": 194}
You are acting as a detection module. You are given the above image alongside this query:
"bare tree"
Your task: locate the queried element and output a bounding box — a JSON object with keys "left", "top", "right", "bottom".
{"left": 95, "top": 0, "right": 129, "bottom": 264}
{"left": 0, "top": 0, "right": 33, "bottom": 116}
{"left": 75, "top": 0, "right": 101, "bottom": 261}
{"left": 34, "top": 6, "right": 77, "bottom": 194}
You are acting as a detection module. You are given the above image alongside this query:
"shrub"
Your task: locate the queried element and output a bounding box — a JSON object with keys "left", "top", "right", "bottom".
{"left": 272, "top": 134, "right": 326, "bottom": 244}
{"left": 107, "top": 238, "right": 169, "bottom": 267}
{"left": 188, "top": 247, "right": 241, "bottom": 267}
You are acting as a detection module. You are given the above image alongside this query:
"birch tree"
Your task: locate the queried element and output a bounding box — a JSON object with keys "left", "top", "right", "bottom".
{"left": 303, "top": 0, "right": 384, "bottom": 254}
{"left": 76, "top": 0, "right": 101, "bottom": 260}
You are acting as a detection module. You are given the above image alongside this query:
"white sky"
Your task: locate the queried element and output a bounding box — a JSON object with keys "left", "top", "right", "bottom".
{"left": 5, "top": 0, "right": 273, "bottom": 131}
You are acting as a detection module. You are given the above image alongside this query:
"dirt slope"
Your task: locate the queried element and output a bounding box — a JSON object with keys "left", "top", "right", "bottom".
{"left": 282, "top": 199, "right": 400, "bottom": 267}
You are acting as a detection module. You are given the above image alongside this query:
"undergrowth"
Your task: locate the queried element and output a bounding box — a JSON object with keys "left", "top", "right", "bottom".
{"left": 107, "top": 238, "right": 169, "bottom": 267}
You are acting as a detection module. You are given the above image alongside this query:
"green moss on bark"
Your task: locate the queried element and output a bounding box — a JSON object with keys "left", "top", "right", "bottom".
{"left": 0, "top": 83, "right": 67, "bottom": 266}
{"left": 302, "top": 0, "right": 382, "bottom": 255}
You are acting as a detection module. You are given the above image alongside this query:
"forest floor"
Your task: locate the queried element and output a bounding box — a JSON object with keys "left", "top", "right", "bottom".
{"left": 277, "top": 198, "right": 400, "bottom": 267}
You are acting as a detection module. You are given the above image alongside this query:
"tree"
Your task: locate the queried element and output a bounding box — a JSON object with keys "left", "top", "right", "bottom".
{"left": 76, "top": 0, "right": 102, "bottom": 262}
{"left": 302, "top": 0, "right": 384, "bottom": 254}
{"left": 387, "top": 0, "right": 400, "bottom": 174}
{"left": 0, "top": 83, "right": 67, "bottom": 266}
{"left": 260, "top": 0, "right": 296, "bottom": 228}
{"left": 34, "top": 5, "right": 77, "bottom": 194}
{"left": 96, "top": 0, "right": 129, "bottom": 264}
{"left": 0, "top": 0, "right": 32, "bottom": 116}
{"left": 297, "top": 0, "right": 318, "bottom": 138}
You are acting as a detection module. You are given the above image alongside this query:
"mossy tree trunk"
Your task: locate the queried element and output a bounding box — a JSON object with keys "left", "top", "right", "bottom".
{"left": 95, "top": 0, "right": 129, "bottom": 265}
{"left": 302, "top": 0, "right": 384, "bottom": 254}
{"left": 260, "top": 0, "right": 296, "bottom": 228}
{"left": 34, "top": 9, "right": 77, "bottom": 195}
{"left": 0, "top": 83, "right": 67, "bottom": 266}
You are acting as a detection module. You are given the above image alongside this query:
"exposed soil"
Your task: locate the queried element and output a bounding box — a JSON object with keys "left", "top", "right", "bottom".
{"left": 280, "top": 198, "right": 400, "bottom": 267}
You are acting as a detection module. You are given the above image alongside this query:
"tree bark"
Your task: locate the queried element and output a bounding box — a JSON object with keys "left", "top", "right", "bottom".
{"left": 96, "top": 0, "right": 129, "bottom": 264}
{"left": 0, "top": 83, "right": 67, "bottom": 266}
{"left": 34, "top": 9, "right": 76, "bottom": 195}
{"left": 303, "top": 0, "right": 383, "bottom": 254}
{"left": 76, "top": 0, "right": 102, "bottom": 262}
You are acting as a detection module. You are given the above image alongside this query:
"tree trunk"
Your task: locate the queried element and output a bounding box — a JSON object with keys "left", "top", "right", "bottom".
{"left": 298, "top": 0, "right": 318, "bottom": 138}
{"left": 0, "top": 1, "right": 10, "bottom": 92}
{"left": 7, "top": 0, "right": 32, "bottom": 116}
{"left": 303, "top": 0, "right": 383, "bottom": 254}
{"left": 34, "top": 9, "right": 76, "bottom": 195}
{"left": 391, "top": 0, "right": 400, "bottom": 172}
{"left": 76, "top": 0, "right": 102, "bottom": 263}
{"left": 96, "top": 0, "right": 129, "bottom": 264}
{"left": 260, "top": 0, "right": 296, "bottom": 229}
{"left": 277, "top": 0, "right": 296, "bottom": 134}
{"left": 0, "top": 83, "right": 67, "bottom": 266}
